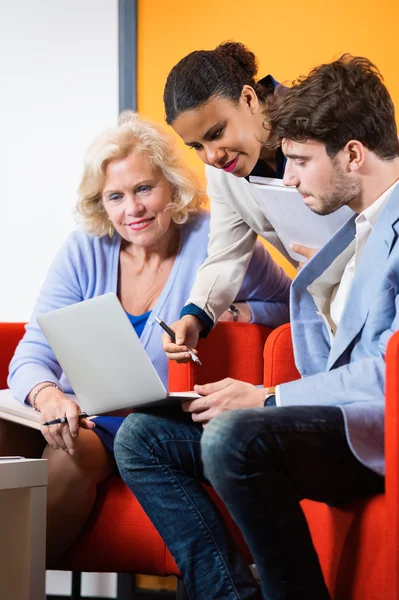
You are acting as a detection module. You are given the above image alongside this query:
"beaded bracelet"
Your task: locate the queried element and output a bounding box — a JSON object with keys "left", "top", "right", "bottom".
{"left": 31, "top": 382, "right": 61, "bottom": 411}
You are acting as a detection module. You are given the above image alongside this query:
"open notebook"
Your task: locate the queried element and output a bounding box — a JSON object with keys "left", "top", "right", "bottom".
{"left": 249, "top": 176, "right": 354, "bottom": 262}
{"left": 0, "top": 390, "right": 42, "bottom": 430}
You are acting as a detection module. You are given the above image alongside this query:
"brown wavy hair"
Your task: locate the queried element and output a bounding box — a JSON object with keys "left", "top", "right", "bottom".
{"left": 266, "top": 54, "right": 399, "bottom": 159}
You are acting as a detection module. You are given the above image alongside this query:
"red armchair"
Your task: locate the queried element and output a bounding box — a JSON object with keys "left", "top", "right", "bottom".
{"left": 263, "top": 323, "right": 394, "bottom": 600}
{"left": 0, "top": 321, "right": 270, "bottom": 599}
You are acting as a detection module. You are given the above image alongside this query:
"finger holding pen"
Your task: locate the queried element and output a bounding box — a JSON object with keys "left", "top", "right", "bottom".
{"left": 158, "top": 316, "right": 202, "bottom": 364}
{"left": 40, "top": 401, "right": 77, "bottom": 454}
{"left": 42, "top": 413, "right": 88, "bottom": 427}
{"left": 30, "top": 385, "right": 88, "bottom": 454}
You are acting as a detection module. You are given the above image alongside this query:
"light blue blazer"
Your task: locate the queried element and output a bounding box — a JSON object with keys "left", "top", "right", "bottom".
{"left": 279, "top": 185, "right": 399, "bottom": 476}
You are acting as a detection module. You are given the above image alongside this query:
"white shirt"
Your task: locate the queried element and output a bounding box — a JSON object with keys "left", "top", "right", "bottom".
{"left": 330, "top": 180, "right": 399, "bottom": 329}
{"left": 274, "top": 179, "right": 399, "bottom": 406}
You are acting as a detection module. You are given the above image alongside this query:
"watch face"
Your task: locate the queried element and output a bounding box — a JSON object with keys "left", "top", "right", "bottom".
{"left": 265, "top": 394, "right": 276, "bottom": 407}
{"left": 228, "top": 304, "right": 239, "bottom": 321}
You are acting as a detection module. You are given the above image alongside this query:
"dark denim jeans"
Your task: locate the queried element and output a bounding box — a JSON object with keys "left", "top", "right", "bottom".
{"left": 114, "top": 406, "right": 383, "bottom": 600}
{"left": 201, "top": 406, "right": 384, "bottom": 600}
{"left": 115, "top": 408, "right": 262, "bottom": 600}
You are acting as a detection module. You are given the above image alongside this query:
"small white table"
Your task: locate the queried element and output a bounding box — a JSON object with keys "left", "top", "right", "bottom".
{"left": 0, "top": 458, "right": 47, "bottom": 600}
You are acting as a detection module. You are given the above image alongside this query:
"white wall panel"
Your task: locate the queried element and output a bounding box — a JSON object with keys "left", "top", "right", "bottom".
{"left": 0, "top": 0, "right": 119, "bottom": 595}
{"left": 0, "top": 0, "right": 119, "bottom": 322}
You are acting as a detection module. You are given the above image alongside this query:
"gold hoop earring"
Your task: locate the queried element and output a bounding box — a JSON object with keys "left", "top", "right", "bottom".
{"left": 108, "top": 222, "right": 114, "bottom": 238}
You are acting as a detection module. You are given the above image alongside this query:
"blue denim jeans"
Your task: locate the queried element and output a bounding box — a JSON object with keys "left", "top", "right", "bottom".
{"left": 114, "top": 408, "right": 262, "bottom": 600}
{"left": 201, "top": 406, "right": 384, "bottom": 600}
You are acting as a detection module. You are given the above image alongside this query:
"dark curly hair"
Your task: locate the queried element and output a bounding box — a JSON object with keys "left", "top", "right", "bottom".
{"left": 164, "top": 41, "right": 272, "bottom": 124}
{"left": 266, "top": 54, "right": 399, "bottom": 160}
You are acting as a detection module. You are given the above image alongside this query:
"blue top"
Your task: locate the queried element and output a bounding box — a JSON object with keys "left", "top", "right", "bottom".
{"left": 126, "top": 310, "right": 151, "bottom": 338}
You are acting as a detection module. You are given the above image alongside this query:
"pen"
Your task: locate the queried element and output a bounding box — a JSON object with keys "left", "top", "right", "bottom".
{"left": 155, "top": 317, "right": 202, "bottom": 366}
{"left": 42, "top": 413, "right": 88, "bottom": 427}
{"left": 0, "top": 456, "right": 25, "bottom": 460}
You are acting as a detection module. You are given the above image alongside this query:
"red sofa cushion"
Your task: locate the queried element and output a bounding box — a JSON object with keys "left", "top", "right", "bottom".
{"left": 0, "top": 322, "right": 26, "bottom": 388}
{"left": 169, "top": 322, "right": 271, "bottom": 391}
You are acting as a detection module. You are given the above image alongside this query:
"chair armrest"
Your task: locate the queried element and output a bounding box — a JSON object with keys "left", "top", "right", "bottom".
{"left": 0, "top": 323, "right": 26, "bottom": 388}
{"left": 263, "top": 323, "right": 300, "bottom": 387}
{"left": 385, "top": 329, "right": 399, "bottom": 588}
{"left": 168, "top": 322, "right": 271, "bottom": 392}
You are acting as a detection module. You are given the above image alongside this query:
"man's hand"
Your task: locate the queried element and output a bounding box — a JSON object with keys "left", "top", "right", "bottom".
{"left": 182, "top": 378, "right": 266, "bottom": 424}
{"left": 290, "top": 244, "right": 318, "bottom": 269}
{"left": 162, "top": 315, "right": 202, "bottom": 363}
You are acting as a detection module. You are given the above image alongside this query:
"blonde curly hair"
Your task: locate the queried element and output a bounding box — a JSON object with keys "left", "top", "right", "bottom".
{"left": 76, "top": 111, "right": 206, "bottom": 235}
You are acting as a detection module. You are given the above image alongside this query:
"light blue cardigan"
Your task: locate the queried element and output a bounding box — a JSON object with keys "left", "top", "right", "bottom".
{"left": 8, "top": 210, "right": 290, "bottom": 403}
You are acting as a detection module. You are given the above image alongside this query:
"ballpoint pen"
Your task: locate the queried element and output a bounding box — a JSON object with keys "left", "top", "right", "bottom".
{"left": 0, "top": 456, "right": 25, "bottom": 460}
{"left": 42, "top": 413, "right": 88, "bottom": 427}
{"left": 155, "top": 317, "right": 202, "bottom": 366}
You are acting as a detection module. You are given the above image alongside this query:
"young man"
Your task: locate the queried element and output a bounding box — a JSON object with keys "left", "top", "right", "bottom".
{"left": 197, "top": 55, "right": 399, "bottom": 599}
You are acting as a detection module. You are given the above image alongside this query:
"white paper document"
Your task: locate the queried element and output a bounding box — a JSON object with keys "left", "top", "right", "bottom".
{"left": 249, "top": 176, "right": 354, "bottom": 262}
{"left": 0, "top": 389, "right": 41, "bottom": 430}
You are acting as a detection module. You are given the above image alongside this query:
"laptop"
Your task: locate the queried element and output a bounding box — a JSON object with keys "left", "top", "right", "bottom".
{"left": 36, "top": 293, "right": 199, "bottom": 415}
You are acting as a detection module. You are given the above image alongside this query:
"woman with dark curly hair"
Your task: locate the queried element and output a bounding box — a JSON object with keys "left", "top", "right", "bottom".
{"left": 161, "top": 41, "right": 305, "bottom": 363}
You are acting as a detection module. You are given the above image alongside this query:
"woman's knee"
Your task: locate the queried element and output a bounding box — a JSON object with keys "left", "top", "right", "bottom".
{"left": 45, "top": 428, "right": 115, "bottom": 491}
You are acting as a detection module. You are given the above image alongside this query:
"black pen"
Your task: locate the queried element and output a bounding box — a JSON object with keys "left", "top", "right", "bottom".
{"left": 155, "top": 317, "right": 202, "bottom": 366}
{"left": 42, "top": 413, "right": 88, "bottom": 427}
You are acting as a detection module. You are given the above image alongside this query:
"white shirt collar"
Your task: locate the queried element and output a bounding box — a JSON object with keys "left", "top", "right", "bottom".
{"left": 356, "top": 179, "right": 399, "bottom": 228}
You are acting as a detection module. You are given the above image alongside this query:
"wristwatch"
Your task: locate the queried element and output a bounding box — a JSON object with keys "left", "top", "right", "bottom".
{"left": 264, "top": 386, "right": 276, "bottom": 406}
{"left": 227, "top": 304, "right": 239, "bottom": 321}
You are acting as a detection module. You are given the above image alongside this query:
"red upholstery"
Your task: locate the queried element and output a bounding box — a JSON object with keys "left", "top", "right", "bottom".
{"left": 0, "top": 322, "right": 269, "bottom": 575}
{"left": 169, "top": 322, "right": 272, "bottom": 391}
{"left": 0, "top": 322, "right": 26, "bottom": 390}
{"left": 263, "top": 323, "right": 395, "bottom": 600}
{"left": 263, "top": 323, "right": 300, "bottom": 385}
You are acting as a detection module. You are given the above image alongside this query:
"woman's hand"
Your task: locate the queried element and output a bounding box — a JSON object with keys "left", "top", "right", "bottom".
{"left": 162, "top": 315, "right": 203, "bottom": 363}
{"left": 182, "top": 378, "right": 265, "bottom": 424}
{"left": 29, "top": 384, "right": 95, "bottom": 455}
{"left": 218, "top": 302, "right": 252, "bottom": 323}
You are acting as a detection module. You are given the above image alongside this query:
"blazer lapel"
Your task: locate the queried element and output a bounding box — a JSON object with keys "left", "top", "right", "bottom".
{"left": 387, "top": 218, "right": 399, "bottom": 256}
{"left": 294, "top": 216, "right": 357, "bottom": 291}
{"left": 291, "top": 217, "right": 356, "bottom": 374}
{"left": 327, "top": 187, "right": 399, "bottom": 370}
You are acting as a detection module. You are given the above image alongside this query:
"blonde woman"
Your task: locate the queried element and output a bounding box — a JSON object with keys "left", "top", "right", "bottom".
{"left": 7, "top": 111, "right": 290, "bottom": 564}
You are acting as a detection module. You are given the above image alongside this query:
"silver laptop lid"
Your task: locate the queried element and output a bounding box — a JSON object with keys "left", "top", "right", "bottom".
{"left": 37, "top": 293, "right": 167, "bottom": 414}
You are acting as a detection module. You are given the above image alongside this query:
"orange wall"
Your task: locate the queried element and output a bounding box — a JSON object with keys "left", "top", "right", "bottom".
{"left": 137, "top": 0, "right": 399, "bottom": 275}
